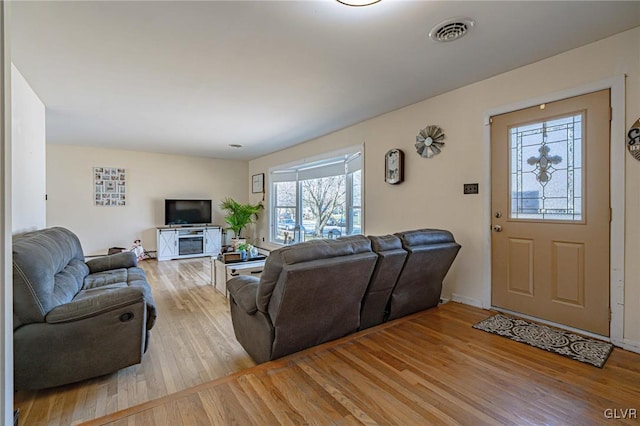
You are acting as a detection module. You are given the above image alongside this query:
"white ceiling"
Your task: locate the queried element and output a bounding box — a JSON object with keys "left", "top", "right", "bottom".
{"left": 10, "top": 1, "right": 640, "bottom": 161}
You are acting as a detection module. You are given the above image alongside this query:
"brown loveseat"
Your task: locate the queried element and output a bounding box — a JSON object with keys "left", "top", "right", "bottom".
{"left": 228, "top": 229, "right": 460, "bottom": 363}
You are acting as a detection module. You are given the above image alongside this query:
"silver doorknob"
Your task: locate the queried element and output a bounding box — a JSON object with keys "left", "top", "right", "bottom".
{"left": 493, "top": 225, "right": 502, "bottom": 232}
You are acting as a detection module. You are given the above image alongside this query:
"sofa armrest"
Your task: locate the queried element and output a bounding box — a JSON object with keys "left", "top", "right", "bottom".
{"left": 86, "top": 251, "right": 137, "bottom": 274}
{"left": 46, "top": 287, "right": 144, "bottom": 324}
{"left": 227, "top": 276, "right": 260, "bottom": 315}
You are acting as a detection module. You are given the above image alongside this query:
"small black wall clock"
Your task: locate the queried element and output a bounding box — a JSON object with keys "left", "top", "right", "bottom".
{"left": 385, "top": 149, "right": 404, "bottom": 185}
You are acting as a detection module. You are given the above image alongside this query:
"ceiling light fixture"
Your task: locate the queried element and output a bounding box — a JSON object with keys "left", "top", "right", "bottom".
{"left": 429, "top": 17, "right": 475, "bottom": 42}
{"left": 337, "top": 0, "right": 381, "bottom": 7}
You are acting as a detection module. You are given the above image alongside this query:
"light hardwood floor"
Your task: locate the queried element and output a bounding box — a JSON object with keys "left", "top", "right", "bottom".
{"left": 14, "top": 258, "right": 255, "bottom": 425}
{"left": 84, "top": 301, "right": 640, "bottom": 426}
{"left": 16, "top": 258, "right": 640, "bottom": 425}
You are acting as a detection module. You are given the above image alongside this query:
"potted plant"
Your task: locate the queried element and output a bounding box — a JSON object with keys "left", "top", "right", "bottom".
{"left": 220, "top": 197, "right": 263, "bottom": 249}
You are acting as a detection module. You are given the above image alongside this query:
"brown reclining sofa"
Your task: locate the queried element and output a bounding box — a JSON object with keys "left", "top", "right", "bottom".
{"left": 228, "top": 229, "right": 460, "bottom": 363}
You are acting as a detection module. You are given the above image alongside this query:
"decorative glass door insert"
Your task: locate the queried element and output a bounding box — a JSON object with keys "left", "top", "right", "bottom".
{"left": 509, "top": 113, "right": 583, "bottom": 221}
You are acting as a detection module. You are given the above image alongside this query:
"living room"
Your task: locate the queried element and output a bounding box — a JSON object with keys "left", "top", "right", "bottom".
{"left": 2, "top": 1, "right": 640, "bottom": 425}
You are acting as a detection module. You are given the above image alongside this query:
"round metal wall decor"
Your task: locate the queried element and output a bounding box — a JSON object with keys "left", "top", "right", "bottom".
{"left": 628, "top": 117, "right": 640, "bottom": 161}
{"left": 415, "top": 125, "right": 445, "bottom": 158}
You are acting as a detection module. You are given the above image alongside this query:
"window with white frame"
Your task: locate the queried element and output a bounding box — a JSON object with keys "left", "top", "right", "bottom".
{"left": 270, "top": 147, "right": 363, "bottom": 245}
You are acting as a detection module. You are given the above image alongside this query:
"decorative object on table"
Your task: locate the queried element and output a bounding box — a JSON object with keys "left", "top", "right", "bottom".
{"left": 238, "top": 247, "right": 247, "bottom": 260}
{"left": 222, "top": 252, "right": 242, "bottom": 263}
{"left": 252, "top": 173, "right": 265, "bottom": 193}
{"left": 219, "top": 197, "right": 264, "bottom": 240}
{"left": 415, "top": 125, "right": 445, "bottom": 158}
{"left": 237, "top": 242, "right": 255, "bottom": 260}
{"left": 94, "top": 167, "right": 126, "bottom": 206}
{"left": 473, "top": 314, "right": 613, "bottom": 368}
{"left": 384, "top": 149, "right": 404, "bottom": 185}
{"left": 627, "top": 117, "right": 640, "bottom": 161}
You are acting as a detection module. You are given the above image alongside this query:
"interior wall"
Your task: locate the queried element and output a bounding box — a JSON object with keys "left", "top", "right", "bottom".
{"left": 11, "top": 63, "right": 45, "bottom": 234}
{"left": 47, "top": 144, "right": 248, "bottom": 256}
{"left": 249, "top": 27, "right": 640, "bottom": 343}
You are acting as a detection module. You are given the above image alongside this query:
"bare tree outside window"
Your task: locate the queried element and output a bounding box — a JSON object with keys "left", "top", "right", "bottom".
{"left": 302, "top": 176, "right": 346, "bottom": 238}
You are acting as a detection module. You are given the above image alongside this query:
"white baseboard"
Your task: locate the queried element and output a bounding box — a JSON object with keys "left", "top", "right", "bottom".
{"left": 612, "top": 337, "right": 640, "bottom": 354}
{"left": 451, "top": 293, "right": 483, "bottom": 308}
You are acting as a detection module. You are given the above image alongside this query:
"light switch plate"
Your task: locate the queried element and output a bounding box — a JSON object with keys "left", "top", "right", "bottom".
{"left": 463, "top": 183, "right": 479, "bottom": 194}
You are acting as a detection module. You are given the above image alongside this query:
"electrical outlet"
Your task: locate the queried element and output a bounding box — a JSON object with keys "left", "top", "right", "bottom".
{"left": 463, "top": 183, "right": 479, "bottom": 194}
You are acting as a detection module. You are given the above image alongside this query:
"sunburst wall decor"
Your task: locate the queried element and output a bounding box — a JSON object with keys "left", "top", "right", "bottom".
{"left": 415, "top": 125, "right": 445, "bottom": 158}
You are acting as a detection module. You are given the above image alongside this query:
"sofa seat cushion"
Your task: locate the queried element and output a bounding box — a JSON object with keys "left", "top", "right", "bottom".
{"left": 46, "top": 285, "right": 144, "bottom": 324}
{"left": 83, "top": 267, "right": 157, "bottom": 329}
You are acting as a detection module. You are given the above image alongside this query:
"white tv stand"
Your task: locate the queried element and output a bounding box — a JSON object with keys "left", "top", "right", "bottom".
{"left": 156, "top": 225, "right": 221, "bottom": 261}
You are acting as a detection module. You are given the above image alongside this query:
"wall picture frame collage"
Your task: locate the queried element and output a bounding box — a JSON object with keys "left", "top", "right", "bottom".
{"left": 94, "top": 167, "right": 126, "bottom": 206}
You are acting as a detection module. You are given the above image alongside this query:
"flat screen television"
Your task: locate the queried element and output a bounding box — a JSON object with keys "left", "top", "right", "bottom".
{"left": 165, "top": 199, "right": 212, "bottom": 226}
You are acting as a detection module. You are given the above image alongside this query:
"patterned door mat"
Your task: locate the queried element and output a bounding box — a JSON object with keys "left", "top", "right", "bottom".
{"left": 473, "top": 314, "right": 613, "bottom": 368}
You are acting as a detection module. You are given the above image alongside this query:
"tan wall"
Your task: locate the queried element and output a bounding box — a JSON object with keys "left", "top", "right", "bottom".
{"left": 249, "top": 27, "right": 640, "bottom": 343}
{"left": 47, "top": 145, "right": 248, "bottom": 255}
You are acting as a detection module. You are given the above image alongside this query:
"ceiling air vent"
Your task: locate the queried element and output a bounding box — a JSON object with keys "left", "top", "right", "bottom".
{"left": 429, "top": 17, "right": 475, "bottom": 42}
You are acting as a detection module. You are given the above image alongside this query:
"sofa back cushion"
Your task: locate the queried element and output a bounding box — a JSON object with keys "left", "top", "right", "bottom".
{"left": 13, "top": 227, "right": 88, "bottom": 328}
{"left": 360, "top": 235, "right": 407, "bottom": 329}
{"left": 256, "top": 235, "right": 374, "bottom": 311}
{"left": 257, "top": 236, "right": 378, "bottom": 359}
{"left": 388, "top": 229, "right": 461, "bottom": 320}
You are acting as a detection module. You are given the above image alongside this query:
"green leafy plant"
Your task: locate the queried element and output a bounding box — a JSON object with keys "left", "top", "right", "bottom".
{"left": 219, "top": 197, "right": 263, "bottom": 238}
{"left": 237, "top": 243, "right": 253, "bottom": 252}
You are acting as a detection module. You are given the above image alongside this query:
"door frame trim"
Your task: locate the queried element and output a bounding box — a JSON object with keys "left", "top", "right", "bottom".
{"left": 482, "top": 76, "right": 625, "bottom": 343}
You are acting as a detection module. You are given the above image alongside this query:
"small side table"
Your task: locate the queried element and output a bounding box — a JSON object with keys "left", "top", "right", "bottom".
{"left": 211, "top": 257, "right": 266, "bottom": 298}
